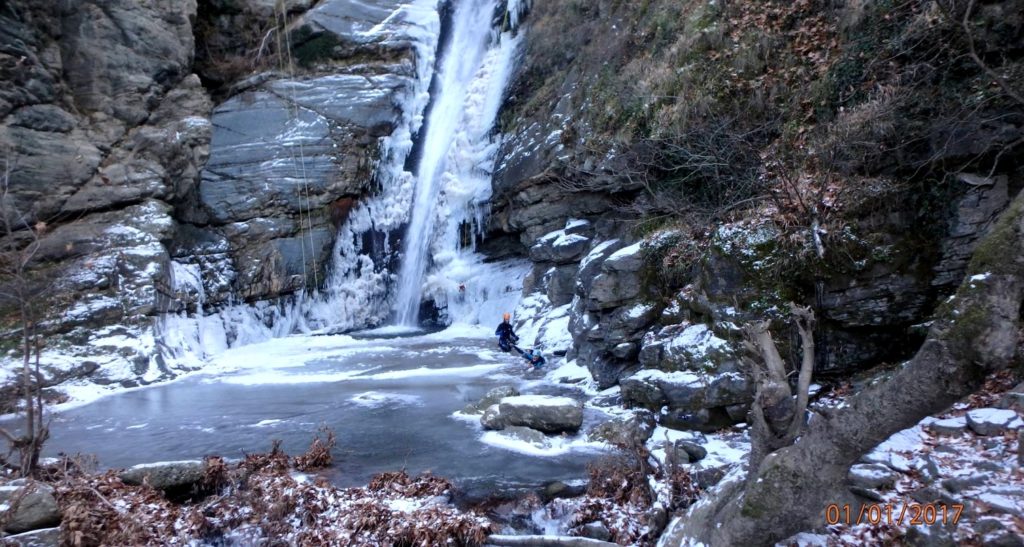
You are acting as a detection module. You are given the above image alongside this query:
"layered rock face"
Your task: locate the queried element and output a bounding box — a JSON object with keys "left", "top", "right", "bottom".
{"left": 0, "top": 1, "right": 211, "bottom": 382}
{"left": 177, "top": 0, "right": 426, "bottom": 307}
{"left": 498, "top": 0, "right": 1023, "bottom": 432}
{"left": 0, "top": 0, "right": 434, "bottom": 386}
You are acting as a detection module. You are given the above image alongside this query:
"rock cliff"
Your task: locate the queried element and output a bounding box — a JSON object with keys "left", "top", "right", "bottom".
{"left": 498, "top": 0, "right": 1023, "bottom": 431}
{"left": 0, "top": 0, "right": 441, "bottom": 386}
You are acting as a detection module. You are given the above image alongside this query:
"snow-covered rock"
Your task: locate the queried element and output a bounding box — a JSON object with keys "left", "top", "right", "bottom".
{"left": 464, "top": 386, "right": 519, "bottom": 414}
{"left": 498, "top": 395, "right": 584, "bottom": 434}
{"left": 847, "top": 463, "right": 900, "bottom": 490}
{"left": 966, "top": 408, "right": 1023, "bottom": 436}
{"left": 587, "top": 411, "right": 656, "bottom": 447}
{"left": 927, "top": 416, "right": 968, "bottom": 436}
{"left": 0, "top": 482, "right": 61, "bottom": 534}
{"left": 530, "top": 228, "right": 592, "bottom": 264}
{"left": 119, "top": 460, "right": 206, "bottom": 492}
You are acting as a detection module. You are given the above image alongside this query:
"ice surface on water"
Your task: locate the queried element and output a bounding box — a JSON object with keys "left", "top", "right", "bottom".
{"left": 350, "top": 391, "right": 424, "bottom": 408}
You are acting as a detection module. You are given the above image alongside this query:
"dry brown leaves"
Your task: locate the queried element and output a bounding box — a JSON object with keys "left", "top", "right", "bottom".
{"left": 55, "top": 470, "right": 198, "bottom": 546}
{"left": 28, "top": 436, "right": 493, "bottom": 547}
{"left": 966, "top": 369, "right": 1021, "bottom": 409}
{"left": 293, "top": 428, "right": 337, "bottom": 472}
{"left": 367, "top": 470, "right": 452, "bottom": 498}
{"left": 586, "top": 452, "right": 652, "bottom": 507}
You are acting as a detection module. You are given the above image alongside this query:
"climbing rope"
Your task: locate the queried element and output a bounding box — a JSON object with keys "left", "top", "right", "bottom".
{"left": 275, "top": 1, "right": 320, "bottom": 292}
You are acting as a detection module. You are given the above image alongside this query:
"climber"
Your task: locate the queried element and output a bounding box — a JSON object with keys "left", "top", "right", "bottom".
{"left": 518, "top": 347, "right": 546, "bottom": 372}
{"left": 495, "top": 312, "right": 519, "bottom": 353}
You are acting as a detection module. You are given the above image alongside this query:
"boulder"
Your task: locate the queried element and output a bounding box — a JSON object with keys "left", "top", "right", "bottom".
{"left": 529, "top": 229, "right": 591, "bottom": 264}
{"left": 0, "top": 482, "right": 61, "bottom": 534}
{"left": 465, "top": 386, "right": 520, "bottom": 414}
{"left": 927, "top": 417, "right": 968, "bottom": 436}
{"left": 998, "top": 392, "right": 1024, "bottom": 414}
{"left": 579, "top": 521, "right": 612, "bottom": 541}
{"left": 498, "top": 395, "right": 584, "bottom": 434}
{"left": 481, "top": 404, "right": 508, "bottom": 431}
{"left": 541, "top": 480, "right": 587, "bottom": 501}
{"left": 966, "top": 408, "right": 1023, "bottom": 436}
{"left": 848, "top": 463, "right": 900, "bottom": 490}
{"left": 1, "top": 526, "right": 61, "bottom": 546}
{"left": 675, "top": 441, "right": 707, "bottom": 462}
{"left": 587, "top": 411, "right": 656, "bottom": 447}
{"left": 904, "top": 523, "right": 956, "bottom": 547}
{"left": 621, "top": 370, "right": 753, "bottom": 413}
{"left": 941, "top": 474, "right": 992, "bottom": 493}
{"left": 659, "top": 408, "right": 735, "bottom": 433}
{"left": 119, "top": 460, "right": 206, "bottom": 492}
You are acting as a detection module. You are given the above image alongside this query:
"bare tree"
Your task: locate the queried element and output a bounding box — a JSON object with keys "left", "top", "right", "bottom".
{"left": 742, "top": 304, "right": 816, "bottom": 476}
{"left": 661, "top": 190, "right": 1024, "bottom": 545}
{"left": 0, "top": 156, "right": 50, "bottom": 477}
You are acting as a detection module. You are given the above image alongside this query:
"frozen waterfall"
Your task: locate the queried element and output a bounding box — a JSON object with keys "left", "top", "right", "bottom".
{"left": 156, "top": 0, "right": 531, "bottom": 366}
{"left": 393, "top": 0, "right": 509, "bottom": 325}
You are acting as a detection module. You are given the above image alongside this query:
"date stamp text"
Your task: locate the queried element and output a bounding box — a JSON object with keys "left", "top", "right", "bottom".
{"left": 825, "top": 503, "right": 964, "bottom": 526}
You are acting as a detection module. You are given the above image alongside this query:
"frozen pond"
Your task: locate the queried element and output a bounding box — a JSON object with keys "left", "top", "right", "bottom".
{"left": 41, "top": 326, "right": 606, "bottom": 500}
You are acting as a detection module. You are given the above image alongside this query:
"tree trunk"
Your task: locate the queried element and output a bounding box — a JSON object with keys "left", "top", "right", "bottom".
{"left": 661, "top": 194, "right": 1024, "bottom": 546}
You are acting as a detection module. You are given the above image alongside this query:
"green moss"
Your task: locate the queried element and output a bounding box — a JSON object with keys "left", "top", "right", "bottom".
{"left": 291, "top": 29, "right": 342, "bottom": 67}
{"left": 969, "top": 197, "right": 1024, "bottom": 276}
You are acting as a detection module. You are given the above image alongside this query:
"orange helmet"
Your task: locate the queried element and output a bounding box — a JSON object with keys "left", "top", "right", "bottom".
{"left": 503, "top": 312, "right": 511, "bottom": 321}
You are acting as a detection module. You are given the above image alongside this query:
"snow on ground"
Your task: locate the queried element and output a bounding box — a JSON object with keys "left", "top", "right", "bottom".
{"left": 783, "top": 374, "right": 1024, "bottom": 545}
{"left": 501, "top": 395, "right": 579, "bottom": 407}
{"left": 479, "top": 431, "right": 608, "bottom": 457}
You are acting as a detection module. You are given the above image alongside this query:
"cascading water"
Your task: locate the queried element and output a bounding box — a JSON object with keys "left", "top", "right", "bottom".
{"left": 393, "top": 0, "right": 502, "bottom": 325}
{"left": 393, "top": 0, "right": 529, "bottom": 326}
{"left": 158, "top": 0, "right": 531, "bottom": 367}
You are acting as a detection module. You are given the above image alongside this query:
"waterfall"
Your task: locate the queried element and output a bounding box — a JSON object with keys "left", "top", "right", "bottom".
{"left": 394, "top": 0, "right": 525, "bottom": 326}
{"left": 156, "top": 0, "right": 530, "bottom": 368}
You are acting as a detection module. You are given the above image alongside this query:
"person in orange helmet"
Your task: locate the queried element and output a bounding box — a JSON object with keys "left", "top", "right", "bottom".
{"left": 495, "top": 312, "right": 519, "bottom": 352}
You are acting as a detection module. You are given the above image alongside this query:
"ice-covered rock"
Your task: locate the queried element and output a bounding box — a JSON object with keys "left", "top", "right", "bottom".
{"left": 966, "top": 408, "right": 1023, "bottom": 436}
{"left": 498, "top": 395, "right": 584, "bottom": 434}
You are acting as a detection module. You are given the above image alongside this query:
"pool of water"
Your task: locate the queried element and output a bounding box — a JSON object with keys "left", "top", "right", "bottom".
{"left": 41, "top": 328, "right": 605, "bottom": 501}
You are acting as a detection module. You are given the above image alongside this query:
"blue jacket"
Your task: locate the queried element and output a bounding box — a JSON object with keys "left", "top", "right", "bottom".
{"left": 523, "top": 349, "right": 546, "bottom": 368}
